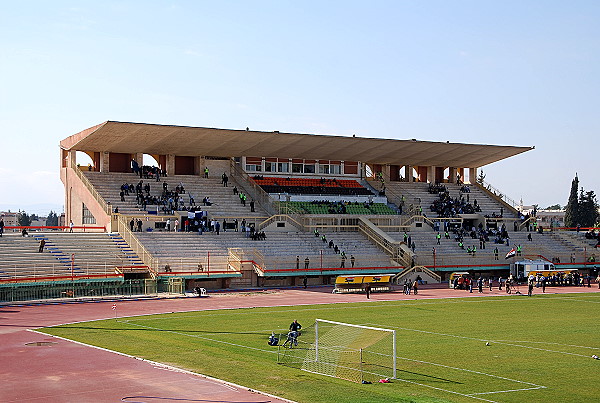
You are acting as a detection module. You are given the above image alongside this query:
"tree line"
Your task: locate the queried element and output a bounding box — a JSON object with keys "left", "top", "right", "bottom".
{"left": 564, "top": 174, "right": 599, "bottom": 228}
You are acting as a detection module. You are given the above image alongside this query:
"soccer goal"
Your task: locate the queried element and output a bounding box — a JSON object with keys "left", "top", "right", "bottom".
{"left": 277, "top": 319, "right": 396, "bottom": 383}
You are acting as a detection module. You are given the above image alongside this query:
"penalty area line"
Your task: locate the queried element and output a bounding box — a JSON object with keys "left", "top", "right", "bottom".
{"left": 467, "top": 385, "right": 547, "bottom": 396}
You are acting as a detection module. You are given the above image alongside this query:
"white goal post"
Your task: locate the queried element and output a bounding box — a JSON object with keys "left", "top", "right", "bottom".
{"left": 278, "top": 319, "right": 397, "bottom": 383}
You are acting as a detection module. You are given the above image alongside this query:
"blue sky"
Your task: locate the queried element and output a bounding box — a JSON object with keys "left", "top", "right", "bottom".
{"left": 1, "top": 1, "right": 598, "bottom": 214}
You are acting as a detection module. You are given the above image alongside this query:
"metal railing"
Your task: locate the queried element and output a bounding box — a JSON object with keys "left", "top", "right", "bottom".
{"left": 229, "top": 159, "right": 277, "bottom": 216}
{"left": 0, "top": 279, "right": 156, "bottom": 303}
{"left": 476, "top": 179, "right": 520, "bottom": 212}
{"left": 155, "top": 255, "right": 236, "bottom": 274}
{"left": 358, "top": 217, "right": 410, "bottom": 267}
{"left": 251, "top": 254, "right": 401, "bottom": 273}
{"left": 258, "top": 214, "right": 306, "bottom": 232}
{"left": 116, "top": 215, "right": 158, "bottom": 276}
{"left": 395, "top": 265, "right": 441, "bottom": 283}
{"left": 0, "top": 264, "right": 123, "bottom": 283}
{"left": 70, "top": 160, "right": 112, "bottom": 216}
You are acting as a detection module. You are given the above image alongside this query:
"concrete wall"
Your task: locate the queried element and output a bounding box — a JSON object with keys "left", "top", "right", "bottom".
{"left": 60, "top": 166, "right": 111, "bottom": 231}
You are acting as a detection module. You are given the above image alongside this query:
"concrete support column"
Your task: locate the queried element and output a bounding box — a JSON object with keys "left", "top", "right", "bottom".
{"left": 382, "top": 164, "right": 391, "bottom": 180}
{"left": 468, "top": 167, "right": 477, "bottom": 184}
{"left": 449, "top": 167, "right": 458, "bottom": 183}
{"left": 458, "top": 168, "right": 465, "bottom": 183}
{"left": 100, "top": 151, "right": 110, "bottom": 172}
{"left": 166, "top": 154, "right": 176, "bottom": 175}
{"left": 65, "top": 150, "right": 76, "bottom": 169}
{"left": 194, "top": 156, "right": 204, "bottom": 176}
{"left": 405, "top": 165, "right": 413, "bottom": 182}
{"left": 427, "top": 166, "right": 435, "bottom": 183}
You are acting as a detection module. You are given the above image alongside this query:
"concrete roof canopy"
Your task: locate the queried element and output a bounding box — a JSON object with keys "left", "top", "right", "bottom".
{"left": 60, "top": 121, "right": 532, "bottom": 168}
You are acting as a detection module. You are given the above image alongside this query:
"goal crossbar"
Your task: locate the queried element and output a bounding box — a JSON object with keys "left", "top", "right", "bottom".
{"left": 316, "top": 319, "right": 396, "bottom": 333}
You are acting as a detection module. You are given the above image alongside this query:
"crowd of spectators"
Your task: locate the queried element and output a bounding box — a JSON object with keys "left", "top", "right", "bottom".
{"left": 131, "top": 160, "right": 167, "bottom": 181}
{"left": 584, "top": 229, "right": 600, "bottom": 247}
{"left": 428, "top": 183, "right": 481, "bottom": 218}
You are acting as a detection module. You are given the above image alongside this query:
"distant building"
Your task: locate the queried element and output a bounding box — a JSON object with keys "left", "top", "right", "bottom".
{"left": 518, "top": 203, "right": 564, "bottom": 228}
{"left": 0, "top": 212, "right": 18, "bottom": 228}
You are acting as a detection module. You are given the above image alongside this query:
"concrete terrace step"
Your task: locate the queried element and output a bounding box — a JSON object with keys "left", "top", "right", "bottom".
{"left": 83, "top": 171, "right": 269, "bottom": 217}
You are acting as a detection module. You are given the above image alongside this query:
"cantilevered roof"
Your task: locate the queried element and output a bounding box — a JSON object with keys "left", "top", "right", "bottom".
{"left": 60, "top": 121, "right": 533, "bottom": 168}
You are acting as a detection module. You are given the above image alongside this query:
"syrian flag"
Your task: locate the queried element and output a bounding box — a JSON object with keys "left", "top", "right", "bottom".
{"left": 112, "top": 304, "right": 117, "bottom": 310}
{"left": 505, "top": 248, "right": 517, "bottom": 259}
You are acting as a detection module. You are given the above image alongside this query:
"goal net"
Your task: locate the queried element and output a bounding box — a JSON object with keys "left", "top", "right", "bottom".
{"left": 277, "top": 319, "right": 396, "bottom": 383}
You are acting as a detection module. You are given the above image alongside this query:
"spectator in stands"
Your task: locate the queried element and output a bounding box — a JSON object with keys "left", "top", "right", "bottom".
{"left": 350, "top": 255, "right": 355, "bottom": 267}
{"left": 137, "top": 219, "right": 143, "bottom": 232}
{"left": 296, "top": 256, "right": 300, "bottom": 270}
{"left": 250, "top": 200, "right": 255, "bottom": 212}
{"left": 38, "top": 238, "right": 45, "bottom": 253}
{"left": 21, "top": 228, "right": 28, "bottom": 237}
{"left": 304, "top": 257, "right": 309, "bottom": 269}
{"left": 131, "top": 159, "right": 139, "bottom": 174}
{"left": 233, "top": 186, "right": 238, "bottom": 195}
{"left": 69, "top": 220, "right": 74, "bottom": 233}
{"left": 0, "top": 217, "right": 4, "bottom": 237}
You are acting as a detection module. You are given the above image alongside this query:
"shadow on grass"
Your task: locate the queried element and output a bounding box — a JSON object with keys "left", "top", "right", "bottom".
{"left": 396, "top": 369, "right": 463, "bottom": 384}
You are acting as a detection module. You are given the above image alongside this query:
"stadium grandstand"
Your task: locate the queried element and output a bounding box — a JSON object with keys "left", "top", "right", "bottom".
{"left": 1, "top": 120, "right": 597, "bottom": 302}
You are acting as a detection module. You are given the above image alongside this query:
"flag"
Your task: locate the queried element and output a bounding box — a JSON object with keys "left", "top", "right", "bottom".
{"left": 505, "top": 248, "right": 516, "bottom": 259}
{"left": 112, "top": 304, "right": 117, "bottom": 310}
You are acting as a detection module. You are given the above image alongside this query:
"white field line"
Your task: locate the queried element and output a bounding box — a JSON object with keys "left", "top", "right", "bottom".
{"left": 384, "top": 376, "right": 500, "bottom": 403}
{"left": 121, "top": 321, "right": 544, "bottom": 402}
{"left": 491, "top": 340, "right": 599, "bottom": 350}
{"left": 117, "top": 320, "right": 278, "bottom": 355}
{"left": 26, "top": 329, "right": 296, "bottom": 403}
{"left": 467, "top": 386, "right": 546, "bottom": 396}
{"left": 392, "top": 354, "right": 542, "bottom": 388}
{"left": 364, "top": 322, "right": 549, "bottom": 398}
{"left": 34, "top": 293, "right": 598, "bottom": 402}
{"left": 104, "top": 293, "right": 600, "bottom": 324}
{"left": 365, "top": 322, "right": 597, "bottom": 358}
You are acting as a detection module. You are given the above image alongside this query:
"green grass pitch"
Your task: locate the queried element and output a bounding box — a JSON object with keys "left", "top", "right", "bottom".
{"left": 40, "top": 293, "right": 600, "bottom": 403}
